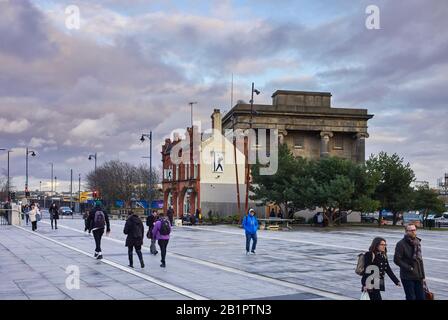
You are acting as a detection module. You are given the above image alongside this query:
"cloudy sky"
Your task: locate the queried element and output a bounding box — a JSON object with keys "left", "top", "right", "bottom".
{"left": 0, "top": 0, "right": 447, "bottom": 192}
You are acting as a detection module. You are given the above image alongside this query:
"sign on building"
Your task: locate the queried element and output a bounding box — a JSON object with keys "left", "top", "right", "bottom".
{"left": 213, "top": 151, "right": 224, "bottom": 173}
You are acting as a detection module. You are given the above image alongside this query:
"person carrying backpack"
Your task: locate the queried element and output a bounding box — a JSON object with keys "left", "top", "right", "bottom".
{"left": 87, "top": 201, "right": 111, "bottom": 260}
{"left": 152, "top": 211, "right": 171, "bottom": 268}
{"left": 357, "top": 237, "right": 400, "bottom": 300}
{"left": 123, "top": 211, "right": 145, "bottom": 268}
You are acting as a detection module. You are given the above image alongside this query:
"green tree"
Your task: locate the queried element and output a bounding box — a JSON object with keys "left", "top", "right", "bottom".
{"left": 366, "top": 152, "right": 415, "bottom": 225}
{"left": 412, "top": 185, "right": 445, "bottom": 227}
{"left": 305, "top": 157, "right": 379, "bottom": 226}
{"left": 250, "top": 143, "right": 308, "bottom": 217}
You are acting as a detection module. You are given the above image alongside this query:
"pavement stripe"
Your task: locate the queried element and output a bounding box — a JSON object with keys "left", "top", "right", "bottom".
{"left": 14, "top": 224, "right": 207, "bottom": 300}
{"left": 51, "top": 221, "right": 354, "bottom": 300}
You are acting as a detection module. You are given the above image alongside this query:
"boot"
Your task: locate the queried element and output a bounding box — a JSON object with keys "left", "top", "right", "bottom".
{"left": 136, "top": 250, "right": 145, "bottom": 268}
{"left": 128, "top": 252, "right": 134, "bottom": 268}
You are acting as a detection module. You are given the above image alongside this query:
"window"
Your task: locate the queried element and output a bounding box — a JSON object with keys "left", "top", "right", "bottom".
{"left": 176, "top": 165, "right": 179, "bottom": 181}
{"left": 333, "top": 135, "right": 344, "bottom": 150}
{"left": 194, "top": 164, "right": 198, "bottom": 179}
{"left": 294, "top": 135, "right": 304, "bottom": 149}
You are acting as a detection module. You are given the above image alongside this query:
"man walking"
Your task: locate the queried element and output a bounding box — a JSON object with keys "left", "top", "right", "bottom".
{"left": 87, "top": 201, "right": 111, "bottom": 260}
{"left": 242, "top": 208, "right": 258, "bottom": 254}
{"left": 152, "top": 212, "right": 171, "bottom": 268}
{"left": 146, "top": 210, "right": 158, "bottom": 255}
{"left": 49, "top": 203, "right": 59, "bottom": 229}
{"left": 167, "top": 206, "right": 174, "bottom": 226}
{"left": 394, "top": 223, "right": 426, "bottom": 300}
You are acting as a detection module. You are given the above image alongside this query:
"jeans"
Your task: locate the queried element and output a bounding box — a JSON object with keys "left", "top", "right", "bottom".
{"left": 51, "top": 219, "right": 57, "bottom": 229}
{"left": 25, "top": 214, "right": 29, "bottom": 225}
{"left": 401, "top": 279, "right": 425, "bottom": 300}
{"left": 93, "top": 229, "right": 104, "bottom": 253}
{"left": 245, "top": 232, "right": 257, "bottom": 252}
{"left": 31, "top": 221, "right": 37, "bottom": 231}
{"left": 128, "top": 245, "right": 144, "bottom": 266}
{"left": 158, "top": 239, "right": 169, "bottom": 264}
{"left": 150, "top": 238, "right": 158, "bottom": 254}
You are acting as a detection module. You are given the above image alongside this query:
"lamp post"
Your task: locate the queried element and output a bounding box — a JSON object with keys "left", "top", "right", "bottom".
{"left": 88, "top": 153, "right": 97, "bottom": 171}
{"left": 49, "top": 162, "right": 54, "bottom": 196}
{"left": 25, "top": 147, "right": 36, "bottom": 197}
{"left": 244, "top": 82, "right": 260, "bottom": 214}
{"left": 0, "top": 149, "right": 11, "bottom": 201}
{"left": 140, "top": 132, "right": 152, "bottom": 212}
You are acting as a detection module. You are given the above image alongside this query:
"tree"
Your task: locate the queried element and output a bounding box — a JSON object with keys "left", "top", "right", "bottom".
{"left": 366, "top": 152, "right": 415, "bottom": 225}
{"left": 250, "top": 143, "right": 307, "bottom": 218}
{"left": 412, "top": 185, "right": 445, "bottom": 227}
{"left": 86, "top": 160, "right": 159, "bottom": 208}
{"left": 305, "top": 157, "right": 379, "bottom": 226}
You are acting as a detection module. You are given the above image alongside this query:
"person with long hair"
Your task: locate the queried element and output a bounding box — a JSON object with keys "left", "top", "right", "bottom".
{"left": 362, "top": 237, "right": 401, "bottom": 300}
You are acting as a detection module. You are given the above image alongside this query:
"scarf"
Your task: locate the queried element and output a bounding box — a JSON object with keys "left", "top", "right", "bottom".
{"left": 405, "top": 234, "right": 422, "bottom": 261}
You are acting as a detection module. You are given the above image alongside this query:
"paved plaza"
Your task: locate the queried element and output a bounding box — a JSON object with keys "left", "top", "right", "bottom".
{"left": 1, "top": 216, "right": 447, "bottom": 300}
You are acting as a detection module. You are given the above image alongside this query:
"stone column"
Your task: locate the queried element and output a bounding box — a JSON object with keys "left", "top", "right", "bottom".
{"left": 320, "top": 131, "right": 333, "bottom": 158}
{"left": 355, "top": 132, "right": 369, "bottom": 163}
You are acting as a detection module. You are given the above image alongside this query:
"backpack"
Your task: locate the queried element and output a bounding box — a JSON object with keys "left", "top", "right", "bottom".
{"left": 160, "top": 219, "right": 171, "bottom": 236}
{"left": 355, "top": 252, "right": 374, "bottom": 275}
{"left": 94, "top": 211, "right": 106, "bottom": 228}
{"left": 133, "top": 219, "right": 143, "bottom": 238}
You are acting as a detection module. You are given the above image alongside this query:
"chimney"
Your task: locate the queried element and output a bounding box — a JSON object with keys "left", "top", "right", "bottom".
{"left": 211, "top": 109, "right": 222, "bottom": 133}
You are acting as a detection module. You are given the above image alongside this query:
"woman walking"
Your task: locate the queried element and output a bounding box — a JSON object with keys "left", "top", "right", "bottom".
{"left": 29, "top": 203, "right": 39, "bottom": 231}
{"left": 123, "top": 211, "right": 145, "bottom": 268}
{"left": 49, "top": 203, "right": 59, "bottom": 229}
{"left": 152, "top": 211, "right": 171, "bottom": 268}
{"left": 362, "top": 237, "right": 401, "bottom": 300}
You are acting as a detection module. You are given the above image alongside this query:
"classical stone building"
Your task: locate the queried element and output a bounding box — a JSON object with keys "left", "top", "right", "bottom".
{"left": 222, "top": 90, "right": 373, "bottom": 163}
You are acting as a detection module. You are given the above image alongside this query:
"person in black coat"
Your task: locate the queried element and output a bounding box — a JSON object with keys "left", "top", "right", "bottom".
{"left": 87, "top": 202, "right": 111, "bottom": 260}
{"left": 394, "top": 223, "right": 426, "bottom": 300}
{"left": 49, "top": 203, "right": 59, "bottom": 229}
{"left": 146, "top": 210, "right": 158, "bottom": 255}
{"left": 124, "top": 211, "right": 145, "bottom": 268}
{"left": 362, "top": 237, "right": 401, "bottom": 300}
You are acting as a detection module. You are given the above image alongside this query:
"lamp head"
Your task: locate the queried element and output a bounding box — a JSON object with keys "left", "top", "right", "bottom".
{"left": 30, "top": 151, "right": 36, "bottom": 157}
{"left": 140, "top": 135, "right": 145, "bottom": 142}
{"left": 253, "top": 89, "right": 261, "bottom": 95}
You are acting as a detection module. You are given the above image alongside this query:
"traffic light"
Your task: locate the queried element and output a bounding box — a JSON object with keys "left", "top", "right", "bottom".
{"left": 92, "top": 190, "right": 99, "bottom": 199}
{"left": 9, "top": 192, "right": 16, "bottom": 201}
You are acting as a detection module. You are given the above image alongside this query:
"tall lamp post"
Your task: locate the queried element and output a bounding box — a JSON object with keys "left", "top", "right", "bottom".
{"left": 140, "top": 132, "right": 152, "bottom": 213}
{"left": 188, "top": 102, "right": 197, "bottom": 128}
{"left": 49, "top": 162, "right": 54, "bottom": 196}
{"left": 0, "top": 148, "right": 11, "bottom": 201}
{"left": 25, "top": 147, "right": 36, "bottom": 197}
{"left": 88, "top": 153, "right": 97, "bottom": 171}
{"left": 244, "top": 82, "right": 260, "bottom": 214}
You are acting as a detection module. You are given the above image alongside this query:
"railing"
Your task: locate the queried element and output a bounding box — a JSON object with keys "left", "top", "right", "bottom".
{"left": 0, "top": 209, "right": 11, "bottom": 225}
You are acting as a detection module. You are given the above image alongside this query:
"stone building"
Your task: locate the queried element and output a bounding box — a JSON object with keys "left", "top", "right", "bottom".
{"left": 222, "top": 90, "right": 373, "bottom": 163}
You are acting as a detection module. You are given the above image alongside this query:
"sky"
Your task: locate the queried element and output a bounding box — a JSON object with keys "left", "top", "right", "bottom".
{"left": 0, "top": 0, "right": 447, "bottom": 192}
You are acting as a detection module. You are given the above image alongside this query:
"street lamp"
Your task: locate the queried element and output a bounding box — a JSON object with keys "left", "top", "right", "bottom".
{"left": 0, "top": 148, "right": 11, "bottom": 201}
{"left": 88, "top": 153, "right": 97, "bottom": 171}
{"left": 49, "top": 162, "right": 54, "bottom": 196}
{"left": 188, "top": 102, "right": 198, "bottom": 128}
{"left": 25, "top": 147, "right": 36, "bottom": 197}
{"left": 244, "top": 82, "right": 260, "bottom": 214}
{"left": 140, "top": 132, "right": 152, "bottom": 212}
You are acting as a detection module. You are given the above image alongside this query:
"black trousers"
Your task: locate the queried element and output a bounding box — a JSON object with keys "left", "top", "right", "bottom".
{"left": 158, "top": 239, "right": 169, "bottom": 264}
{"left": 128, "top": 245, "right": 144, "bottom": 266}
{"left": 25, "top": 214, "right": 29, "bottom": 225}
{"left": 31, "top": 221, "right": 37, "bottom": 231}
{"left": 51, "top": 219, "right": 58, "bottom": 229}
{"left": 93, "top": 229, "right": 104, "bottom": 253}
{"left": 368, "top": 289, "right": 382, "bottom": 301}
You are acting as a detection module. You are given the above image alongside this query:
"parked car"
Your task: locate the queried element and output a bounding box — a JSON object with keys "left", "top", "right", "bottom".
{"left": 361, "top": 212, "right": 379, "bottom": 223}
{"left": 435, "top": 213, "right": 448, "bottom": 227}
{"left": 58, "top": 206, "right": 73, "bottom": 216}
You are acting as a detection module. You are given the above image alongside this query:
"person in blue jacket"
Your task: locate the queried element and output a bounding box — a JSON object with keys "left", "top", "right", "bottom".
{"left": 242, "top": 208, "right": 259, "bottom": 254}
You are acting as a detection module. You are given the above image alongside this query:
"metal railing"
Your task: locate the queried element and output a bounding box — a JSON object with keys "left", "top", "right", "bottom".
{"left": 0, "top": 209, "right": 11, "bottom": 225}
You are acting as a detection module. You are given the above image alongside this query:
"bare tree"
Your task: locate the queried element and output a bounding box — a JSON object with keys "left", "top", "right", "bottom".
{"left": 86, "top": 160, "right": 160, "bottom": 207}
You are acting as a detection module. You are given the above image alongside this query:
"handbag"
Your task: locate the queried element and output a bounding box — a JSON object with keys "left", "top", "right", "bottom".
{"left": 360, "top": 291, "right": 370, "bottom": 300}
{"left": 146, "top": 229, "right": 152, "bottom": 239}
{"left": 424, "top": 282, "right": 434, "bottom": 300}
